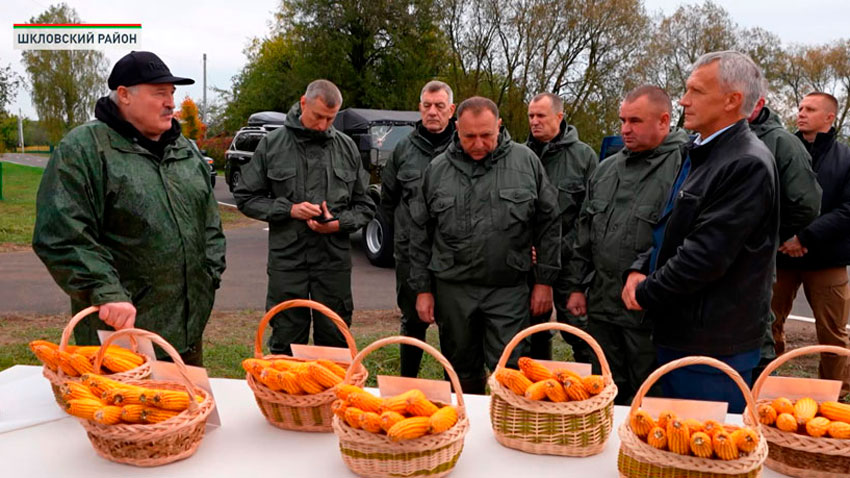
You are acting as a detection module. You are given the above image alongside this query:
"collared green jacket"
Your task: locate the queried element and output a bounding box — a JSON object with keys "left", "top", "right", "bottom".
{"left": 32, "top": 121, "right": 226, "bottom": 353}
{"left": 234, "top": 102, "right": 375, "bottom": 271}
{"left": 749, "top": 107, "right": 821, "bottom": 241}
{"left": 381, "top": 121, "right": 454, "bottom": 264}
{"left": 566, "top": 129, "right": 688, "bottom": 327}
{"left": 408, "top": 128, "right": 561, "bottom": 293}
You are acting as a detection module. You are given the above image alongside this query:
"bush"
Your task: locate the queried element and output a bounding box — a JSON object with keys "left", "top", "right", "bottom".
{"left": 198, "top": 135, "right": 232, "bottom": 170}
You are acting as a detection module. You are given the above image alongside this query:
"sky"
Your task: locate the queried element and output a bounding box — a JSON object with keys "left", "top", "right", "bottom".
{"left": 2, "top": 0, "right": 850, "bottom": 121}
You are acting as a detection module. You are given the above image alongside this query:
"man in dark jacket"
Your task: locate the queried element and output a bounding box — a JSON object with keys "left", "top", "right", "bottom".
{"left": 622, "top": 51, "right": 779, "bottom": 412}
{"left": 567, "top": 85, "right": 687, "bottom": 405}
{"left": 382, "top": 80, "right": 456, "bottom": 377}
{"left": 525, "top": 93, "right": 597, "bottom": 362}
{"left": 32, "top": 51, "right": 226, "bottom": 366}
{"left": 234, "top": 80, "right": 375, "bottom": 355}
{"left": 409, "top": 97, "right": 561, "bottom": 394}
{"left": 771, "top": 92, "right": 850, "bottom": 396}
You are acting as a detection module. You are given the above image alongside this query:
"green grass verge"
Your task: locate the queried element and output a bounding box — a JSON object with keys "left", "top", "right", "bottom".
{"left": 0, "top": 162, "right": 42, "bottom": 244}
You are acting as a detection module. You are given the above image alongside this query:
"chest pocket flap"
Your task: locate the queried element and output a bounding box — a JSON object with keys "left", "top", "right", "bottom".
{"left": 431, "top": 196, "right": 455, "bottom": 213}
{"left": 499, "top": 188, "right": 535, "bottom": 203}
{"left": 397, "top": 169, "right": 421, "bottom": 182}
{"left": 268, "top": 167, "right": 296, "bottom": 181}
{"left": 635, "top": 204, "right": 661, "bottom": 224}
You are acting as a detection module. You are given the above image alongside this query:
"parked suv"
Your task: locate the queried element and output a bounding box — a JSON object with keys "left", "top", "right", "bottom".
{"left": 224, "top": 111, "right": 286, "bottom": 191}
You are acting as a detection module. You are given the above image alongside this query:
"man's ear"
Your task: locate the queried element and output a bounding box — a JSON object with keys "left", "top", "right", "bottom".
{"left": 725, "top": 91, "right": 744, "bottom": 113}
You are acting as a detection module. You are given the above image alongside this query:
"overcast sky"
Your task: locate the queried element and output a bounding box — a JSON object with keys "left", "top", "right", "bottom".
{"left": 2, "top": 0, "right": 849, "bottom": 120}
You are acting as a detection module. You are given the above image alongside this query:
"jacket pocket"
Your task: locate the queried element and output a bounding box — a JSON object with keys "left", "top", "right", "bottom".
{"left": 330, "top": 166, "right": 356, "bottom": 206}
{"left": 585, "top": 198, "right": 609, "bottom": 243}
{"left": 267, "top": 167, "right": 297, "bottom": 200}
{"left": 558, "top": 181, "right": 586, "bottom": 218}
{"left": 634, "top": 204, "right": 661, "bottom": 251}
{"left": 498, "top": 188, "right": 535, "bottom": 229}
{"left": 397, "top": 169, "right": 422, "bottom": 203}
{"left": 505, "top": 248, "right": 532, "bottom": 272}
{"left": 430, "top": 195, "right": 458, "bottom": 237}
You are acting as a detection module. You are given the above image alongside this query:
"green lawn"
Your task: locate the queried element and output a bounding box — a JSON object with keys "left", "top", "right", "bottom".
{"left": 0, "top": 162, "right": 42, "bottom": 245}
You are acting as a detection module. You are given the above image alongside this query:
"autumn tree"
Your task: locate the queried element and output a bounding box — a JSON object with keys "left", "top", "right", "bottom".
{"left": 177, "top": 96, "right": 206, "bottom": 141}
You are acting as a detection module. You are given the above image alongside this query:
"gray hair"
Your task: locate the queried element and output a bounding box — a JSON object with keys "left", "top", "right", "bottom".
{"left": 530, "top": 93, "right": 564, "bottom": 114}
{"left": 304, "top": 79, "right": 343, "bottom": 108}
{"left": 692, "top": 50, "right": 764, "bottom": 117}
{"left": 457, "top": 96, "right": 499, "bottom": 119}
{"left": 420, "top": 80, "right": 453, "bottom": 105}
{"left": 108, "top": 85, "right": 138, "bottom": 103}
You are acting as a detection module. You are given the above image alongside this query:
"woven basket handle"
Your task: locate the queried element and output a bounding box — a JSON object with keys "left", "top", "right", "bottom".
{"left": 494, "top": 322, "right": 612, "bottom": 379}
{"left": 254, "top": 299, "right": 358, "bottom": 359}
{"left": 93, "top": 328, "right": 200, "bottom": 412}
{"left": 629, "top": 355, "right": 760, "bottom": 427}
{"left": 751, "top": 344, "right": 850, "bottom": 400}
{"left": 343, "top": 336, "right": 466, "bottom": 409}
{"left": 56, "top": 305, "right": 141, "bottom": 380}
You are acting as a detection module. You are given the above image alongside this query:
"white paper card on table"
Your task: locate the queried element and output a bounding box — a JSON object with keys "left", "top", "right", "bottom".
{"left": 0, "top": 366, "right": 68, "bottom": 434}
{"left": 97, "top": 330, "right": 157, "bottom": 361}
{"left": 150, "top": 361, "right": 221, "bottom": 430}
{"left": 290, "top": 344, "right": 352, "bottom": 364}
{"left": 538, "top": 360, "right": 592, "bottom": 377}
{"left": 759, "top": 376, "right": 842, "bottom": 402}
{"left": 642, "top": 397, "right": 728, "bottom": 423}
{"left": 378, "top": 376, "right": 452, "bottom": 404}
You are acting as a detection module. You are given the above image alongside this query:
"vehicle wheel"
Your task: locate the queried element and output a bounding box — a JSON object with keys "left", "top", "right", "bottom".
{"left": 229, "top": 169, "right": 241, "bottom": 192}
{"left": 362, "top": 209, "right": 394, "bottom": 268}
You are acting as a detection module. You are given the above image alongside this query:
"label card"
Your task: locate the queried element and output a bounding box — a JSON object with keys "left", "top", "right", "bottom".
{"left": 760, "top": 376, "right": 842, "bottom": 402}
{"left": 642, "top": 397, "right": 728, "bottom": 423}
{"left": 537, "top": 360, "right": 592, "bottom": 377}
{"left": 290, "top": 344, "right": 352, "bottom": 364}
{"left": 377, "top": 375, "right": 452, "bottom": 405}
{"left": 151, "top": 361, "right": 221, "bottom": 430}
{"left": 97, "top": 330, "right": 157, "bottom": 362}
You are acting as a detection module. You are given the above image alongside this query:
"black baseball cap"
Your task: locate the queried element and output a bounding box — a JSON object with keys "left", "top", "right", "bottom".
{"left": 107, "top": 51, "right": 194, "bottom": 90}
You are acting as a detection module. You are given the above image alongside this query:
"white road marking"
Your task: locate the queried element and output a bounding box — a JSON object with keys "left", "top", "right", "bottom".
{"left": 217, "top": 201, "right": 238, "bottom": 208}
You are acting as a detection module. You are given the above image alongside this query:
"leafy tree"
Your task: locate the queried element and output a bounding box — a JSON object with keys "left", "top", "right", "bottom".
{"left": 0, "top": 63, "right": 19, "bottom": 114}
{"left": 177, "top": 96, "right": 206, "bottom": 140}
{"left": 20, "top": 3, "right": 108, "bottom": 143}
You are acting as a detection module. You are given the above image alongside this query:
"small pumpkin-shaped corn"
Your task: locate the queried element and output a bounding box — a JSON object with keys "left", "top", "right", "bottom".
{"left": 407, "top": 395, "right": 440, "bottom": 417}
{"left": 684, "top": 418, "right": 705, "bottom": 433}
{"left": 121, "top": 404, "right": 145, "bottom": 423}
{"left": 387, "top": 416, "right": 430, "bottom": 441}
{"left": 93, "top": 406, "right": 123, "bottom": 425}
{"left": 344, "top": 406, "right": 365, "bottom": 429}
{"left": 334, "top": 384, "right": 366, "bottom": 401}
{"left": 757, "top": 403, "right": 777, "bottom": 426}
{"left": 827, "top": 421, "right": 850, "bottom": 439}
{"left": 429, "top": 405, "right": 459, "bottom": 434}
{"left": 141, "top": 407, "right": 179, "bottom": 424}
{"left": 776, "top": 413, "right": 799, "bottom": 433}
{"left": 307, "top": 362, "right": 343, "bottom": 388}
{"left": 647, "top": 426, "right": 667, "bottom": 449}
{"left": 690, "top": 432, "right": 714, "bottom": 458}
{"left": 495, "top": 368, "right": 534, "bottom": 396}
{"left": 543, "top": 379, "right": 568, "bottom": 402}
{"left": 772, "top": 397, "right": 795, "bottom": 415}
{"left": 805, "top": 416, "right": 831, "bottom": 437}
{"left": 581, "top": 375, "right": 605, "bottom": 396}
{"left": 349, "top": 391, "right": 383, "bottom": 414}
{"left": 316, "top": 359, "right": 348, "bottom": 379}
{"left": 731, "top": 427, "right": 759, "bottom": 453}
{"left": 667, "top": 419, "right": 691, "bottom": 455}
{"left": 65, "top": 398, "right": 103, "bottom": 420}
{"left": 359, "top": 411, "right": 383, "bottom": 433}
{"left": 703, "top": 419, "right": 723, "bottom": 436}
{"left": 524, "top": 380, "right": 548, "bottom": 401}
{"left": 518, "top": 357, "right": 555, "bottom": 382}
{"left": 331, "top": 399, "right": 348, "bottom": 419}
{"left": 712, "top": 430, "right": 739, "bottom": 460}
{"left": 294, "top": 364, "right": 326, "bottom": 394}
{"left": 380, "top": 411, "right": 406, "bottom": 432}
{"left": 561, "top": 376, "right": 590, "bottom": 401}
{"left": 819, "top": 401, "right": 850, "bottom": 424}
{"left": 794, "top": 397, "right": 818, "bottom": 424}
{"left": 630, "top": 410, "right": 656, "bottom": 438}
{"left": 657, "top": 410, "right": 677, "bottom": 430}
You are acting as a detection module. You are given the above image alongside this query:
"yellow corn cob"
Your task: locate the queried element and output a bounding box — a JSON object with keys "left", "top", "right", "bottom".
{"left": 241, "top": 358, "right": 271, "bottom": 380}
{"left": 406, "top": 395, "right": 440, "bottom": 417}
{"left": 429, "top": 405, "right": 458, "bottom": 434}
{"left": 359, "top": 411, "right": 383, "bottom": 433}
{"left": 55, "top": 350, "right": 80, "bottom": 376}
{"left": 703, "top": 419, "right": 724, "bottom": 436}
{"left": 684, "top": 418, "right": 705, "bottom": 433}
{"left": 819, "top": 401, "right": 850, "bottom": 424}
{"left": 381, "top": 389, "right": 424, "bottom": 414}
{"left": 102, "top": 354, "right": 139, "bottom": 373}
{"left": 334, "top": 384, "right": 366, "bottom": 401}
{"left": 101, "top": 346, "right": 145, "bottom": 366}
{"left": 146, "top": 389, "right": 192, "bottom": 411}
{"left": 581, "top": 375, "right": 605, "bottom": 395}
{"left": 121, "top": 404, "right": 146, "bottom": 423}
{"left": 344, "top": 407, "right": 364, "bottom": 429}
{"left": 65, "top": 398, "right": 104, "bottom": 420}
{"left": 667, "top": 419, "right": 691, "bottom": 455}
{"left": 630, "top": 410, "right": 656, "bottom": 438}
{"left": 713, "top": 430, "right": 739, "bottom": 460}
{"left": 387, "top": 416, "right": 431, "bottom": 441}
{"left": 60, "top": 381, "right": 100, "bottom": 402}
{"left": 307, "top": 362, "right": 343, "bottom": 388}
{"left": 794, "top": 397, "right": 819, "bottom": 424}
{"left": 647, "top": 426, "right": 667, "bottom": 449}
{"left": 524, "top": 381, "right": 548, "bottom": 400}
{"left": 93, "top": 406, "right": 123, "bottom": 425}
{"left": 66, "top": 353, "right": 94, "bottom": 376}
{"left": 294, "top": 365, "right": 326, "bottom": 394}
{"left": 258, "top": 367, "right": 287, "bottom": 391}
{"left": 141, "top": 407, "right": 180, "bottom": 424}
{"left": 81, "top": 373, "right": 126, "bottom": 397}
{"left": 827, "top": 421, "right": 850, "bottom": 439}
{"left": 277, "top": 370, "right": 304, "bottom": 395}
{"left": 331, "top": 399, "right": 348, "bottom": 419}
{"left": 271, "top": 359, "right": 298, "bottom": 371}
{"left": 103, "top": 385, "right": 147, "bottom": 405}
{"left": 690, "top": 432, "right": 714, "bottom": 458}
{"left": 29, "top": 340, "right": 59, "bottom": 352}
{"left": 494, "top": 368, "right": 534, "bottom": 396}
{"left": 33, "top": 345, "right": 59, "bottom": 371}
{"left": 657, "top": 410, "right": 677, "bottom": 430}
{"left": 518, "top": 357, "right": 555, "bottom": 382}
{"left": 561, "top": 376, "right": 590, "bottom": 401}
{"left": 543, "top": 379, "right": 569, "bottom": 402}
{"left": 380, "top": 411, "right": 406, "bottom": 432}
{"left": 316, "top": 359, "right": 348, "bottom": 379}
{"left": 732, "top": 427, "right": 759, "bottom": 453}
{"left": 349, "top": 391, "right": 384, "bottom": 414}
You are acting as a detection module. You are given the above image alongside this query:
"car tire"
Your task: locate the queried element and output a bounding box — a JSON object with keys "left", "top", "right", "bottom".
{"left": 362, "top": 208, "right": 394, "bottom": 268}
{"left": 229, "top": 169, "right": 241, "bottom": 193}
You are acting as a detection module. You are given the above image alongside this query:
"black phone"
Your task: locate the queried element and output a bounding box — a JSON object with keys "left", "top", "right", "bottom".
{"left": 314, "top": 215, "right": 338, "bottom": 224}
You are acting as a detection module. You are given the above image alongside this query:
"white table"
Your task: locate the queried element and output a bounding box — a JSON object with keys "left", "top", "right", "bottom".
{"left": 0, "top": 366, "right": 791, "bottom": 477}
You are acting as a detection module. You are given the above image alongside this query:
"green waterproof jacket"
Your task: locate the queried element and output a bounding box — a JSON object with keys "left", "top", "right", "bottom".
{"left": 408, "top": 127, "right": 561, "bottom": 293}
{"left": 749, "top": 107, "right": 821, "bottom": 241}
{"left": 32, "top": 121, "right": 226, "bottom": 353}
{"left": 234, "top": 102, "right": 375, "bottom": 271}
{"left": 526, "top": 121, "right": 597, "bottom": 293}
{"left": 566, "top": 129, "right": 688, "bottom": 327}
{"left": 381, "top": 121, "right": 454, "bottom": 264}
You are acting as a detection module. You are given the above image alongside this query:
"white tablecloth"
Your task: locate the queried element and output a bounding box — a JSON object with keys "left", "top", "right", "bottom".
{"left": 0, "top": 365, "right": 791, "bottom": 477}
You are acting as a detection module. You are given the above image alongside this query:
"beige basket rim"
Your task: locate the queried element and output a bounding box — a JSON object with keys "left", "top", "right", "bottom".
{"left": 253, "top": 299, "right": 359, "bottom": 360}
{"left": 751, "top": 344, "right": 850, "bottom": 400}
{"left": 488, "top": 373, "right": 617, "bottom": 413}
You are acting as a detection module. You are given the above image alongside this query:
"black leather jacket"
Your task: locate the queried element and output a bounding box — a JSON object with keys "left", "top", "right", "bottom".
{"left": 633, "top": 119, "right": 780, "bottom": 356}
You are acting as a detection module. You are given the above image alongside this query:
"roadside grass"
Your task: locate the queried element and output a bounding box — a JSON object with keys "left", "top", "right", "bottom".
{"left": 0, "top": 162, "right": 41, "bottom": 245}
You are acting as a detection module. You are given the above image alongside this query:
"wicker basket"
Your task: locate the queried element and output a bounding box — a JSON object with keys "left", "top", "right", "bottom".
{"left": 332, "top": 336, "right": 469, "bottom": 478}
{"left": 44, "top": 305, "right": 152, "bottom": 407}
{"left": 488, "top": 322, "right": 618, "bottom": 456}
{"left": 245, "top": 299, "right": 368, "bottom": 432}
{"left": 745, "top": 345, "right": 850, "bottom": 478}
{"left": 618, "top": 356, "right": 768, "bottom": 478}
{"left": 74, "top": 328, "right": 215, "bottom": 466}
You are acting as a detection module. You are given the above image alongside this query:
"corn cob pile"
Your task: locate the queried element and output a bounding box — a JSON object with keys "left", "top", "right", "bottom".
{"left": 29, "top": 340, "right": 145, "bottom": 376}
{"left": 756, "top": 396, "right": 850, "bottom": 439}
{"left": 493, "top": 356, "right": 606, "bottom": 402}
{"left": 332, "top": 385, "right": 459, "bottom": 441}
{"left": 242, "top": 357, "right": 349, "bottom": 395}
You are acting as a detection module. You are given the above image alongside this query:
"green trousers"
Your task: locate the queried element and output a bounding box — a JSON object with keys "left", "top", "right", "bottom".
{"left": 396, "top": 261, "right": 431, "bottom": 377}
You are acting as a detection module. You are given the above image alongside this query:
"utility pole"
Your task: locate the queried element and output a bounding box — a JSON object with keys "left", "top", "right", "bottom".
{"left": 18, "top": 108, "right": 24, "bottom": 153}
{"left": 202, "top": 53, "right": 207, "bottom": 139}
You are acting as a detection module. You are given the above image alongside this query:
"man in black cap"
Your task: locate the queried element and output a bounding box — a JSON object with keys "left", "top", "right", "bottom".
{"left": 33, "top": 51, "right": 226, "bottom": 365}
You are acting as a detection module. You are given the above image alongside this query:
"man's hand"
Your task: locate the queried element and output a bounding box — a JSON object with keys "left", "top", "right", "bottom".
{"left": 778, "top": 235, "right": 808, "bottom": 257}
{"left": 307, "top": 201, "right": 341, "bottom": 234}
{"left": 621, "top": 272, "right": 646, "bottom": 311}
{"left": 291, "top": 201, "right": 323, "bottom": 220}
{"left": 99, "top": 302, "right": 136, "bottom": 330}
{"left": 416, "top": 293, "right": 435, "bottom": 324}
{"left": 530, "top": 284, "right": 553, "bottom": 316}
{"left": 566, "top": 291, "right": 587, "bottom": 316}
